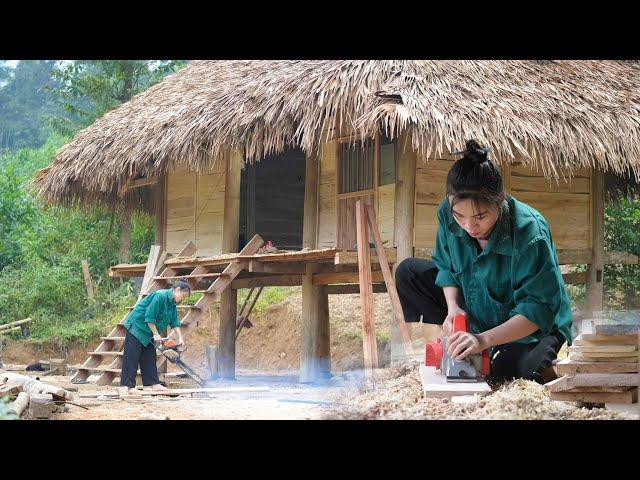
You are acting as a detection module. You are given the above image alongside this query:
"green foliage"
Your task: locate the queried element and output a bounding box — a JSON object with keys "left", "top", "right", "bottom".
{"left": 0, "top": 137, "right": 155, "bottom": 345}
{"left": 604, "top": 196, "right": 640, "bottom": 309}
{"left": 45, "top": 60, "right": 186, "bottom": 136}
{"left": 0, "top": 396, "right": 17, "bottom": 420}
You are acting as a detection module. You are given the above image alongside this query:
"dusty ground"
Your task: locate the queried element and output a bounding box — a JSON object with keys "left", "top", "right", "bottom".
{"left": 2, "top": 289, "right": 619, "bottom": 420}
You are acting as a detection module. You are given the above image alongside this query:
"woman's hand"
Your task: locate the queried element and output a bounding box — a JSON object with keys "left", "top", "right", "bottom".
{"left": 446, "top": 331, "right": 487, "bottom": 361}
{"left": 153, "top": 333, "right": 163, "bottom": 346}
{"left": 442, "top": 307, "right": 466, "bottom": 336}
{"left": 176, "top": 335, "right": 186, "bottom": 352}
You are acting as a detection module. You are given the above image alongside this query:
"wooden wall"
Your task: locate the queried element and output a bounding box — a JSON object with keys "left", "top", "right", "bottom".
{"left": 317, "top": 140, "right": 396, "bottom": 249}
{"left": 165, "top": 162, "right": 226, "bottom": 257}
{"left": 413, "top": 155, "right": 592, "bottom": 251}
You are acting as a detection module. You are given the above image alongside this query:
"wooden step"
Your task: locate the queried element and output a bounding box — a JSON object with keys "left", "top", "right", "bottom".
{"left": 101, "top": 336, "right": 125, "bottom": 341}
{"left": 153, "top": 273, "right": 225, "bottom": 281}
{"left": 88, "top": 351, "right": 161, "bottom": 357}
{"left": 126, "top": 305, "right": 201, "bottom": 311}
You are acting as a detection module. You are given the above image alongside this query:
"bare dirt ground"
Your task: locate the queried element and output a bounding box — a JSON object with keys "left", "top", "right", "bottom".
{"left": 3, "top": 289, "right": 626, "bottom": 420}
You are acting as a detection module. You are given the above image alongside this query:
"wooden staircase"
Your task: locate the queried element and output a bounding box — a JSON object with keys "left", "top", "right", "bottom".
{"left": 71, "top": 234, "right": 264, "bottom": 385}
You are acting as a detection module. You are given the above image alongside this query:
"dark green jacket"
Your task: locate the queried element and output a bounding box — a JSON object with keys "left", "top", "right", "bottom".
{"left": 123, "top": 289, "right": 181, "bottom": 347}
{"left": 431, "top": 195, "right": 572, "bottom": 346}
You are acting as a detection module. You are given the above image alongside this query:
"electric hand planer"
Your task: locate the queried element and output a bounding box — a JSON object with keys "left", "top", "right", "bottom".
{"left": 425, "top": 312, "right": 490, "bottom": 382}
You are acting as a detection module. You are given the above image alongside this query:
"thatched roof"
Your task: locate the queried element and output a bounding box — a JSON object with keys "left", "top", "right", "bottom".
{"left": 35, "top": 60, "right": 640, "bottom": 208}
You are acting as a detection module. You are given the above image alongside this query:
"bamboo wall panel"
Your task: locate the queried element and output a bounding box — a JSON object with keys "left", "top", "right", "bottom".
{"left": 318, "top": 141, "right": 337, "bottom": 248}
{"left": 166, "top": 171, "right": 196, "bottom": 253}
{"left": 195, "top": 166, "right": 226, "bottom": 256}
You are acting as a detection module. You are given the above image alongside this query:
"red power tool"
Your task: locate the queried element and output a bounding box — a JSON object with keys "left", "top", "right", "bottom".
{"left": 425, "top": 312, "right": 490, "bottom": 382}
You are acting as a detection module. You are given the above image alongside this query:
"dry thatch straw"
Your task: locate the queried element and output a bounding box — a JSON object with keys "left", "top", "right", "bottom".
{"left": 34, "top": 60, "right": 640, "bottom": 210}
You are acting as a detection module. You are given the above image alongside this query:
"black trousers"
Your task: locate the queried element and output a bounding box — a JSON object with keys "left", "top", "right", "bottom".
{"left": 395, "top": 258, "right": 565, "bottom": 385}
{"left": 120, "top": 329, "right": 160, "bottom": 388}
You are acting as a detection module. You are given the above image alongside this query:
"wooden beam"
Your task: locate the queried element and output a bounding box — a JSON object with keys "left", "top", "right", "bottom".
{"left": 138, "top": 245, "right": 162, "bottom": 301}
{"left": 0, "top": 318, "right": 31, "bottom": 332}
{"left": 155, "top": 174, "right": 166, "bottom": 249}
{"left": 232, "top": 275, "right": 302, "bottom": 290}
{"left": 129, "top": 176, "right": 159, "bottom": 189}
{"left": 365, "top": 204, "right": 413, "bottom": 355}
{"left": 248, "top": 261, "right": 306, "bottom": 274}
{"left": 81, "top": 260, "right": 95, "bottom": 301}
{"left": 356, "top": 200, "right": 378, "bottom": 379}
{"left": 108, "top": 263, "right": 147, "bottom": 278}
{"left": 313, "top": 271, "right": 384, "bottom": 285}
{"left": 603, "top": 251, "right": 639, "bottom": 265}
{"left": 585, "top": 168, "right": 604, "bottom": 312}
{"left": 327, "top": 283, "right": 387, "bottom": 295}
{"left": 334, "top": 248, "right": 396, "bottom": 266}
{"left": 218, "top": 149, "right": 243, "bottom": 380}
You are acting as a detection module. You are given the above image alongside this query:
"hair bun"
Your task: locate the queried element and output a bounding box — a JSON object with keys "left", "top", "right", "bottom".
{"left": 464, "top": 139, "right": 489, "bottom": 164}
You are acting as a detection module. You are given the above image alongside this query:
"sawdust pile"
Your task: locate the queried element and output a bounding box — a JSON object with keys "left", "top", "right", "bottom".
{"left": 324, "top": 363, "right": 639, "bottom": 420}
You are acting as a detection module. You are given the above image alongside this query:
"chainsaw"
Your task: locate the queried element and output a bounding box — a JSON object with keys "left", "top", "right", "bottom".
{"left": 424, "top": 312, "right": 490, "bottom": 382}
{"left": 157, "top": 338, "right": 205, "bottom": 386}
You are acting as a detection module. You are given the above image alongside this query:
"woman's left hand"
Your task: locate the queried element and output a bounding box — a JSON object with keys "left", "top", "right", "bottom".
{"left": 446, "top": 331, "right": 486, "bottom": 361}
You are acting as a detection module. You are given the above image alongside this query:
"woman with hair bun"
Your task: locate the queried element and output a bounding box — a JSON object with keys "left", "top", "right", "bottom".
{"left": 395, "top": 140, "right": 572, "bottom": 385}
{"left": 120, "top": 280, "right": 191, "bottom": 394}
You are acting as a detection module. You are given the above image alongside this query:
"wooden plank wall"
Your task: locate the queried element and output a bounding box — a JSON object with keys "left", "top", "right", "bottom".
{"left": 413, "top": 155, "right": 592, "bottom": 252}
{"left": 377, "top": 183, "right": 395, "bottom": 246}
{"left": 166, "top": 164, "right": 226, "bottom": 257}
{"left": 318, "top": 141, "right": 337, "bottom": 248}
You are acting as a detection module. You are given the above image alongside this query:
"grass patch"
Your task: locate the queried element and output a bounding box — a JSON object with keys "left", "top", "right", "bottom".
{"left": 237, "top": 286, "right": 297, "bottom": 315}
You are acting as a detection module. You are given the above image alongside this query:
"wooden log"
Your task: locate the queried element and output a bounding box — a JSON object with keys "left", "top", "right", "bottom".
{"left": 0, "top": 318, "right": 32, "bottom": 331}
{"left": 355, "top": 200, "right": 378, "bottom": 380}
{"left": 81, "top": 260, "right": 95, "bottom": 301}
{"left": 0, "top": 372, "right": 73, "bottom": 401}
{"left": 10, "top": 391, "right": 30, "bottom": 417}
{"left": 0, "top": 326, "right": 22, "bottom": 335}
{"left": 29, "top": 393, "right": 56, "bottom": 419}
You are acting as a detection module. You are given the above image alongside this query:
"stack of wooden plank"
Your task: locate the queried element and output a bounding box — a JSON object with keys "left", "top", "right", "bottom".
{"left": 546, "top": 319, "right": 639, "bottom": 404}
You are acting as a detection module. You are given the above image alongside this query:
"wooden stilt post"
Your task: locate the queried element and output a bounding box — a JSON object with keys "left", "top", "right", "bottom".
{"left": 586, "top": 167, "right": 605, "bottom": 314}
{"left": 356, "top": 200, "right": 378, "bottom": 381}
{"left": 391, "top": 131, "right": 417, "bottom": 364}
{"left": 300, "top": 150, "right": 331, "bottom": 382}
{"left": 218, "top": 149, "right": 242, "bottom": 379}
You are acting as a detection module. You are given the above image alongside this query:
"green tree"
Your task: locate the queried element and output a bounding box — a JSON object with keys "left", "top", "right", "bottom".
{"left": 45, "top": 60, "right": 187, "bottom": 262}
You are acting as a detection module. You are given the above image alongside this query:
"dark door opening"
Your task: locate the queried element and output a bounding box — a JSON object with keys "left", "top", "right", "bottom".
{"left": 239, "top": 147, "right": 306, "bottom": 251}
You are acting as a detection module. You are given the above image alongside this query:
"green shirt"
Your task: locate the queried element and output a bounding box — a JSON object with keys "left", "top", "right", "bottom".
{"left": 431, "top": 194, "right": 572, "bottom": 347}
{"left": 123, "top": 289, "right": 181, "bottom": 347}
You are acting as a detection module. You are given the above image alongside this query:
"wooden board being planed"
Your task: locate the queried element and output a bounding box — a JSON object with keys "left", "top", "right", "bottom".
{"left": 556, "top": 358, "right": 639, "bottom": 375}
{"left": 419, "top": 365, "right": 492, "bottom": 399}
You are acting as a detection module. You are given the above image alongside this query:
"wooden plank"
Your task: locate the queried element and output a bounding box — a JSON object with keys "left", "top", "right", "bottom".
{"left": 563, "top": 271, "right": 587, "bottom": 285}
{"left": 81, "top": 260, "right": 95, "bottom": 300}
{"left": 569, "top": 353, "right": 639, "bottom": 362}
{"left": 313, "top": 271, "right": 384, "bottom": 285}
{"left": 232, "top": 275, "right": 303, "bottom": 289}
{"left": 550, "top": 389, "right": 637, "bottom": 404}
{"left": 575, "top": 334, "right": 639, "bottom": 345}
{"left": 108, "top": 263, "right": 147, "bottom": 277}
{"left": 355, "top": 200, "right": 378, "bottom": 379}
{"left": 546, "top": 373, "right": 640, "bottom": 391}
{"left": 138, "top": 245, "right": 162, "bottom": 301}
{"left": 586, "top": 168, "right": 604, "bottom": 311}
{"left": 248, "top": 261, "right": 306, "bottom": 274}
{"left": 568, "top": 345, "right": 637, "bottom": 354}
{"left": 327, "top": 284, "right": 387, "bottom": 295}
{"left": 419, "top": 365, "right": 492, "bottom": 399}
{"left": 334, "top": 248, "right": 396, "bottom": 266}
{"left": 556, "top": 249, "right": 592, "bottom": 264}
{"left": 603, "top": 251, "right": 639, "bottom": 265}
{"left": 78, "top": 386, "right": 270, "bottom": 398}
{"left": 365, "top": 203, "right": 413, "bottom": 356}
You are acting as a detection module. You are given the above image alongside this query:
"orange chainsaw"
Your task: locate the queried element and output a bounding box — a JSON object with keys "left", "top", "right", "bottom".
{"left": 157, "top": 338, "right": 205, "bottom": 386}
